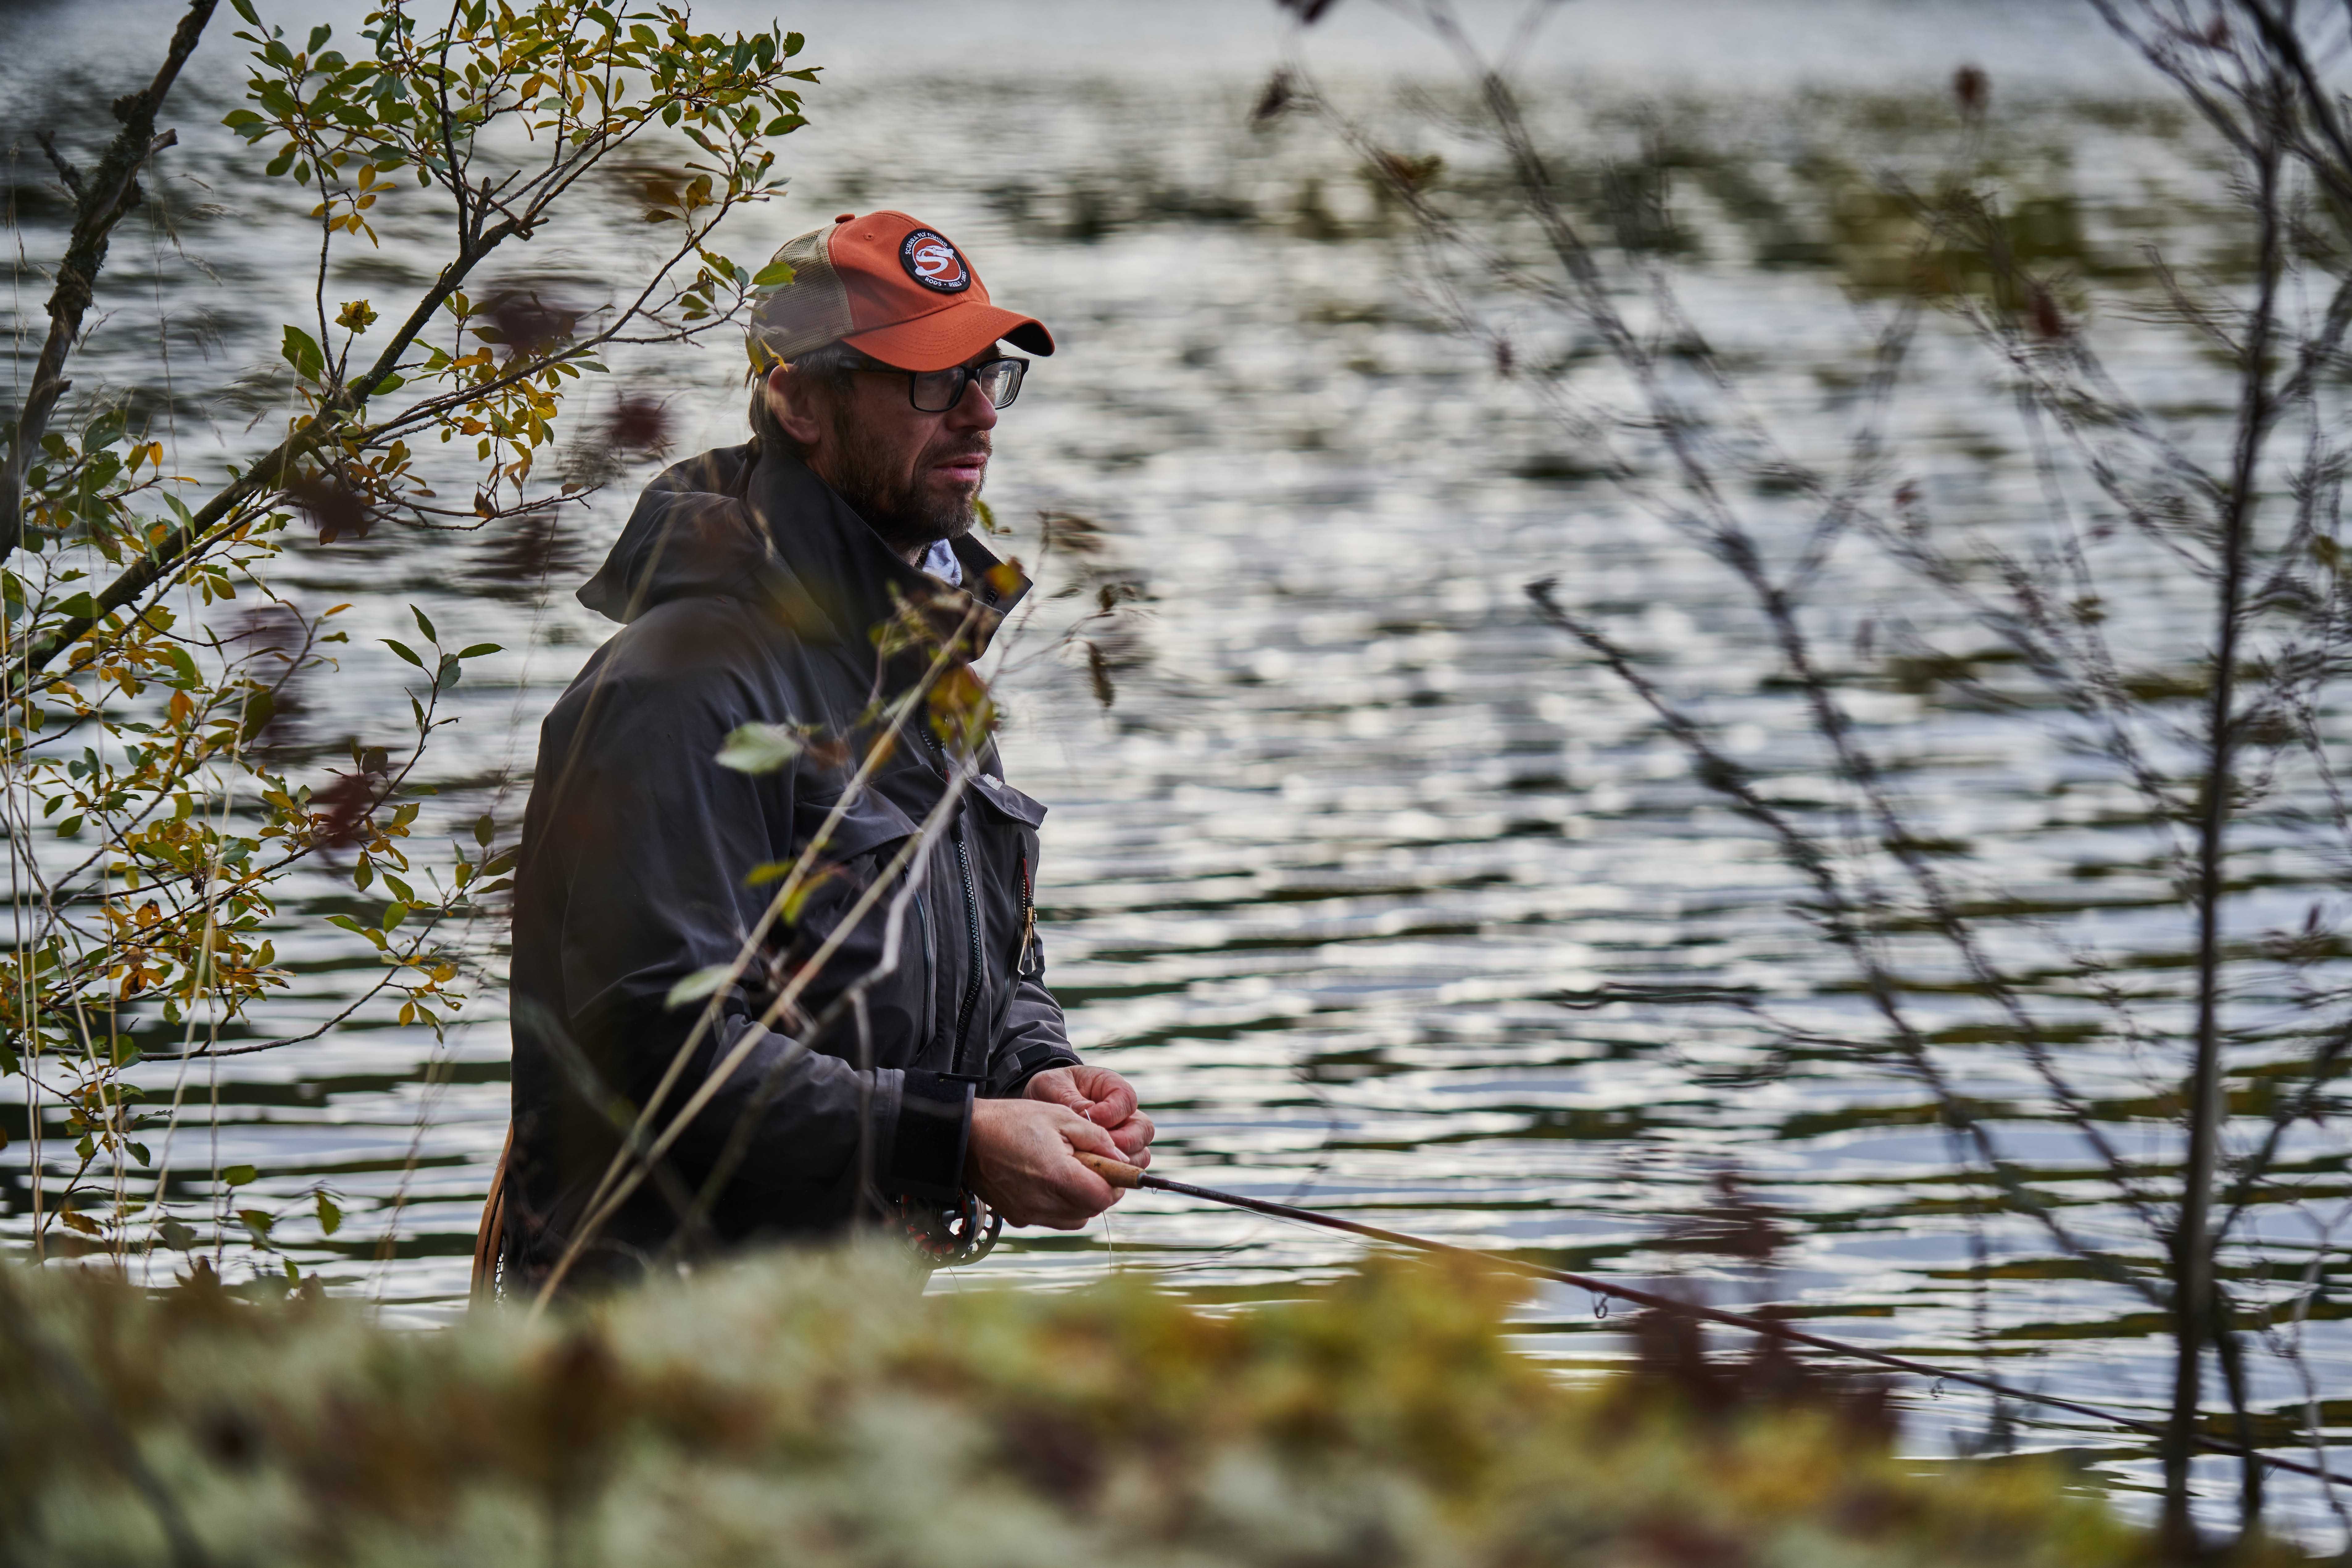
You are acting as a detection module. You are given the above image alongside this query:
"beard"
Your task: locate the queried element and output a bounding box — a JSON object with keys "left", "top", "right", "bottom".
{"left": 820, "top": 409, "right": 988, "bottom": 559}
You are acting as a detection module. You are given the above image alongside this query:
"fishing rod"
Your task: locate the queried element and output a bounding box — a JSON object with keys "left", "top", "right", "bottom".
{"left": 1073, "top": 1153, "right": 2349, "bottom": 1491}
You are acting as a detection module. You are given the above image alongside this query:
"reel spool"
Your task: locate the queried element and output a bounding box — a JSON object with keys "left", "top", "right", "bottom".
{"left": 896, "top": 1191, "right": 1001, "bottom": 1266}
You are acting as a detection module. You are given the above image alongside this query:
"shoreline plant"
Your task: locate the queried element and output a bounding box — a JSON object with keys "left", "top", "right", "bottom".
{"left": 3, "top": 0, "right": 817, "bottom": 1276}
{"left": 0, "top": 1246, "right": 2252, "bottom": 1567}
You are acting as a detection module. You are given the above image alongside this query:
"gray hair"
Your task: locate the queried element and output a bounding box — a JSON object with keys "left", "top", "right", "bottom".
{"left": 746, "top": 339, "right": 875, "bottom": 460}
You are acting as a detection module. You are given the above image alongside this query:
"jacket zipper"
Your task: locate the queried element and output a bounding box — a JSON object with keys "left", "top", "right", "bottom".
{"left": 921, "top": 726, "right": 990, "bottom": 1079}
{"left": 911, "top": 888, "right": 937, "bottom": 1054}
{"left": 950, "top": 816, "right": 984, "bottom": 1074}
{"left": 1015, "top": 854, "right": 1040, "bottom": 979}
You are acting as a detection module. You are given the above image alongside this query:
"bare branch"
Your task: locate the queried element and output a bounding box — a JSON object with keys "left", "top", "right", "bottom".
{"left": 1, "top": 0, "right": 218, "bottom": 561}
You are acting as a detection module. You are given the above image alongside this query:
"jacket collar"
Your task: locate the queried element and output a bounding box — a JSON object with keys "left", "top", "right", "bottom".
{"left": 739, "top": 446, "right": 1029, "bottom": 659}
{"left": 577, "top": 442, "right": 1030, "bottom": 662}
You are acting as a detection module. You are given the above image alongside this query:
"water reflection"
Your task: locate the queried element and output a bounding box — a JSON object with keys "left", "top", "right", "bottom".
{"left": 3, "top": 0, "right": 2347, "bottom": 1542}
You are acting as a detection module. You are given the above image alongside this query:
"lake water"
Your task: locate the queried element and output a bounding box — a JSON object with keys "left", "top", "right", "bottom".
{"left": 5, "top": 0, "right": 2347, "bottom": 1543}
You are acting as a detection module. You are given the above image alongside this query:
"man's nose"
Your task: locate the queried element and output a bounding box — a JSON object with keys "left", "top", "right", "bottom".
{"left": 946, "top": 376, "right": 999, "bottom": 433}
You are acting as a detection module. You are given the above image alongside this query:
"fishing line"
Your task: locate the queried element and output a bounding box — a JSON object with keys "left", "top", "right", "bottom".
{"left": 1074, "top": 1154, "right": 2350, "bottom": 1491}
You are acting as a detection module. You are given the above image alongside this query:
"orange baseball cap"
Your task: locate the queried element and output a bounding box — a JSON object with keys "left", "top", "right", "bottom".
{"left": 746, "top": 210, "right": 1054, "bottom": 373}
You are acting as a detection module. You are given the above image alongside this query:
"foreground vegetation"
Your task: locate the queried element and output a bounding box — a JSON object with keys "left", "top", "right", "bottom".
{"left": 0, "top": 1248, "right": 2289, "bottom": 1567}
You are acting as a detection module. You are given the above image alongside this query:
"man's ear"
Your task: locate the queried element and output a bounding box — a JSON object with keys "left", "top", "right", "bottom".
{"left": 763, "top": 363, "right": 827, "bottom": 450}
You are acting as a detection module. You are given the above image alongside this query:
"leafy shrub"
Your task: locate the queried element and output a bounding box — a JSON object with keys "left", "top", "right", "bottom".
{"left": 0, "top": 1249, "right": 2266, "bottom": 1566}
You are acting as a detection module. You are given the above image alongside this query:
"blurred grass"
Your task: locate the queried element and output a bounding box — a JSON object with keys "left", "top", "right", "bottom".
{"left": 0, "top": 1248, "right": 2300, "bottom": 1566}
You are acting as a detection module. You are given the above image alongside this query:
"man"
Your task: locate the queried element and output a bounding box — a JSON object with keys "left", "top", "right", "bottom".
{"left": 501, "top": 210, "right": 1152, "bottom": 1292}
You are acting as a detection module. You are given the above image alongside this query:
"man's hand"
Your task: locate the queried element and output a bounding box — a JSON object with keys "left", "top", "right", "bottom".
{"left": 966, "top": 1098, "right": 1126, "bottom": 1229}
{"left": 1024, "top": 1064, "right": 1155, "bottom": 1168}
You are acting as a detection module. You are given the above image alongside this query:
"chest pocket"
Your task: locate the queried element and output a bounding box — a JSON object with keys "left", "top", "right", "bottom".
{"left": 966, "top": 774, "right": 1048, "bottom": 985}
{"left": 781, "top": 787, "right": 922, "bottom": 963}
{"left": 795, "top": 788, "right": 920, "bottom": 883}
{"left": 969, "top": 773, "right": 1047, "bottom": 832}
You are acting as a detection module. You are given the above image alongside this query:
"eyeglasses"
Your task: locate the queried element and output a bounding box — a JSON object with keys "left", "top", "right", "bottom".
{"left": 858, "top": 356, "right": 1028, "bottom": 414}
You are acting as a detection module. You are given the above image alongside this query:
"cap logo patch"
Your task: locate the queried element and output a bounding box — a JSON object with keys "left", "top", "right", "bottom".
{"left": 900, "top": 229, "right": 971, "bottom": 293}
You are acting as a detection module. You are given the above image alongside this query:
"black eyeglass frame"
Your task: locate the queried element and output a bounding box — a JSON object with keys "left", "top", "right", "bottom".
{"left": 851, "top": 355, "right": 1028, "bottom": 414}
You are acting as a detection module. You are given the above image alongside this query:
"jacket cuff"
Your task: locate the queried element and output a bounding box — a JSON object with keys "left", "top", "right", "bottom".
{"left": 888, "top": 1070, "right": 973, "bottom": 1201}
{"left": 996, "top": 1043, "right": 1083, "bottom": 1098}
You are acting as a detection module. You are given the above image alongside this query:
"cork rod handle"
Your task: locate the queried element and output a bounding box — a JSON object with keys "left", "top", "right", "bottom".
{"left": 1075, "top": 1151, "right": 1146, "bottom": 1188}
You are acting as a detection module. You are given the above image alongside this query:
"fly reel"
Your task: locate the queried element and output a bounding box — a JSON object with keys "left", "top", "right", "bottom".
{"left": 896, "top": 1191, "right": 1001, "bottom": 1266}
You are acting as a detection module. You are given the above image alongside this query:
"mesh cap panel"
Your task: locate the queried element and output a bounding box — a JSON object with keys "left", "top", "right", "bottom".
{"left": 746, "top": 223, "right": 856, "bottom": 367}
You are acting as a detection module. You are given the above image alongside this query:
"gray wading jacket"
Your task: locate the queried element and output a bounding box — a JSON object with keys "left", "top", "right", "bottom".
{"left": 502, "top": 443, "right": 1081, "bottom": 1288}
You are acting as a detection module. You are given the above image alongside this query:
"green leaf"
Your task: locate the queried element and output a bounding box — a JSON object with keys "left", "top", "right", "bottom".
{"left": 715, "top": 722, "right": 801, "bottom": 774}
{"left": 744, "top": 859, "right": 794, "bottom": 886}
{"left": 410, "top": 605, "right": 436, "bottom": 643}
{"left": 751, "top": 259, "right": 795, "bottom": 287}
{"left": 54, "top": 592, "right": 98, "bottom": 619}
{"left": 280, "top": 325, "right": 324, "bottom": 382}
{"left": 381, "top": 900, "right": 408, "bottom": 931}
{"left": 383, "top": 639, "right": 424, "bottom": 668}
{"left": 315, "top": 1192, "right": 342, "bottom": 1236}
{"left": 222, "top": 1164, "right": 258, "bottom": 1187}
{"left": 666, "top": 964, "right": 736, "bottom": 1009}
{"left": 238, "top": 1208, "right": 275, "bottom": 1242}
{"left": 240, "top": 687, "right": 276, "bottom": 742}
{"left": 231, "top": 0, "right": 262, "bottom": 24}
{"left": 782, "top": 868, "right": 838, "bottom": 925}
{"left": 474, "top": 813, "right": 496, "bottom": 847}
{"left": 456, "top": 642, "right": 501, "bottom": 659}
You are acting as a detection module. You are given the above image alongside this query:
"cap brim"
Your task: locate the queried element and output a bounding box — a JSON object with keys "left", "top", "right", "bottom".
{"left": 843, "top": 300, "right": 1054, "bottom": 372}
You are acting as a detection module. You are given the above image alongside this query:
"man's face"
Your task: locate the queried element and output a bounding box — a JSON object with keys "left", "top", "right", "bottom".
{"left": 782, "top": 350, "right": 1001, "bottom": 558}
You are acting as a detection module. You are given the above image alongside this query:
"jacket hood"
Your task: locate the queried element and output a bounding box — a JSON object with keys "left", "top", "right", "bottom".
{"left": 577, "top": 443, "right": 1029, "bottom": 655}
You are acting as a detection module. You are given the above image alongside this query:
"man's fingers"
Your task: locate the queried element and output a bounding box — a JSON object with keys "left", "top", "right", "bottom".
{"left": 968, "top": 1097, "right": 1134, "bottom": 1231}
{"left": 1109, "top": 1111, "right": 1155, "bottom": 1164}
{"left": 1025, "top": 1068, "right": 1087, "bottom": 1112}
{"left": 1043, "top": 1151, "right": 1117, "bottom": 1227}
{"left": 972, "top": 1092, "right": 1150, "bottom": 1229}
{"left": 1058, "top": 1110, "right": 1124, "bottom": 1163}
{"left": 1079, "top": 1072, "right": 1136, "bottom": 1127}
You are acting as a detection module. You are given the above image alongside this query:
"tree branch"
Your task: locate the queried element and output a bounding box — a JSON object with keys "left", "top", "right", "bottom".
{"left": 1, "top": 0, "right": 218, "bottom": 563}
{"left": 12, "top": 214, "right": 523, "bottom": 685}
